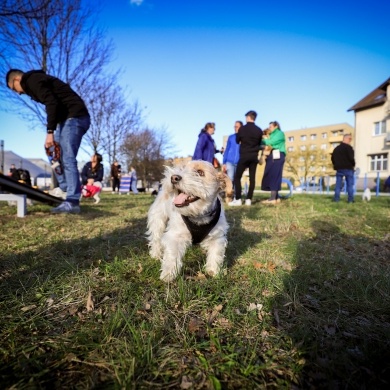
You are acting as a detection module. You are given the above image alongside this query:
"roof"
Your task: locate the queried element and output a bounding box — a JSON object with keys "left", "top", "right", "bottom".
{"left": 348, "top": 77, "right": 390, "bottom": 112}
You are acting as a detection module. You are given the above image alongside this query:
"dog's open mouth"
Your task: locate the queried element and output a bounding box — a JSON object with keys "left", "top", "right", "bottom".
{"left": 173, "top": 191, "right": 200, "bottom": 207}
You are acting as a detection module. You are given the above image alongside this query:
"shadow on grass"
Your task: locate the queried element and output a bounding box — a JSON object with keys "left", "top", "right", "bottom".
{"left": 275, "top": 219, "right": 390, "bottom": 389}
{"left": 0, "top": 215, "right": 150, "bottom": 298}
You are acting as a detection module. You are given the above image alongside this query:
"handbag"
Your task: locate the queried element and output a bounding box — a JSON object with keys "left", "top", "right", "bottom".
{"left": 272, "top": 149, "right": 281, "bottom": 160}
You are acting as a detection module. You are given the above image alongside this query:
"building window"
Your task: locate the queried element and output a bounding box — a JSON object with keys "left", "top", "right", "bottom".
{"left": 288, "top": 136, "right": 294, "bottom": 142}
{"left": 370, "top": 154, "right": 388, "bottom": 171}
{"left": 300, "top": 135, "right": 306, "bottom": 141}
{"left": 310, "top": 134, "right": 317, "bottom": 140}
{"left": 299, "top": 156, "right": 305, "bottom": 162}
{"left": 321, "top": 144, "right": 327, "bottom": 150}
{"left": 300, "top": 145, "right": 306, "bottom": 151}
{"left": 331, "top": 142, "right": 339, "bottom": 148}
{"left": 374, "top": 121, "right": 387, "bottom": 136}
{"left": 322, "top": 133, "right": 327, "bottom": 139}
{"left": 310, "top": 144, "right": 316, "bottom": 150}
{"left": 288, "top": 146, "right": 294, "bottom": 152}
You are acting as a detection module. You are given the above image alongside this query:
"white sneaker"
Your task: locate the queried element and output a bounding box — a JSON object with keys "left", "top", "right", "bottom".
{"left": 228, "top": 198, "right": 243, "bottom": 206}
{"left": 245, "top": 199, "right": 251, "bottom": 206}
{"left": 49, "top": 187, "right": 67, "bottom": 199}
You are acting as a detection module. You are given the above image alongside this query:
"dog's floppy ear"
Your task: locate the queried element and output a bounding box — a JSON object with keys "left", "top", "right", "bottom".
{"left": 217, "top": 171, "right": 233, "bottom": 198}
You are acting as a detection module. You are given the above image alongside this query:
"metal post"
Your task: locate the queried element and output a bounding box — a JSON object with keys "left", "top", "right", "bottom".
{"left": 376, "top": 171, "right": 380, "bottom": 197}
{"left": 0, "top": 140, "right": 4, "bottom": 173}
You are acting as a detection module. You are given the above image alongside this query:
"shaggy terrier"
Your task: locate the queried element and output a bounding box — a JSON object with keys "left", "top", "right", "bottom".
{"left": 146, "top": 160, "right": 233, "bottom": 282}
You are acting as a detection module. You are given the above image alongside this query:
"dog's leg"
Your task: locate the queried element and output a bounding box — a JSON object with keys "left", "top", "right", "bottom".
{"left": 146, "top": 194, "right": 171, "bottom": 259}
{"left": 160, "top": 230, "right": 191, "bottom": 282}
{"left": 202, "top": 236, "right": 227, "bottom": 277}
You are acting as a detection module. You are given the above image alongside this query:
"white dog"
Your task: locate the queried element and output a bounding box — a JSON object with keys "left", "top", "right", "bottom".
{"left": 146, "top": 160, "right": 233, "bottom": 282}
{"left": 362, "top": 188, "right": 371, "bottom": 202}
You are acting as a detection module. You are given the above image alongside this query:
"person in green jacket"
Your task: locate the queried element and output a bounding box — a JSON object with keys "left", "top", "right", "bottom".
{"left": 261, "top": 121, "right": 286, "bottom": 204}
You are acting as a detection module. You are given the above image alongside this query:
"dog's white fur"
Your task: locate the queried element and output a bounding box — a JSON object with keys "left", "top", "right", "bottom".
{"left": 146, "top": 160, "right": 233, "bottom": 282}
{"left": 362, "top": 188, "right": 371, "bottom": 202}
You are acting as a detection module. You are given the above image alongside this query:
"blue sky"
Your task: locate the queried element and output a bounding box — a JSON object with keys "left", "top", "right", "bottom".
{"left": 1, "top": 0, "right": 390, "bottom": 164}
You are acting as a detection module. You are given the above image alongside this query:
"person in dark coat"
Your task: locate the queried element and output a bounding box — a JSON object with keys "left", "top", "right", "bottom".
{"left": 261, "top": 121, "right": 286, "bottom": 205}
{"left": 229, "top": 111, "right": 263, "bottom": 206}
{"left": 192, "top": 122, "right": 217, "bottom": 164}
{"left": 110, "top": 160, "right": 122, "bottom": 194}
{"left": 6, "top": 68, "right": 90, "bottom": 214}
{"left": 331, "top": 134, "right": 355, "bottom": 203}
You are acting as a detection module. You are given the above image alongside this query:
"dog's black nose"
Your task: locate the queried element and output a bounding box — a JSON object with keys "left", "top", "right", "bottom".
{"left": 171, "top": 175, "right": 182, "bottom": 184}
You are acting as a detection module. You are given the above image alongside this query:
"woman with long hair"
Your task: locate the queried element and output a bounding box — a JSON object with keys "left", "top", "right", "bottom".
{"left": 261, "top": 121, "right": 286, "bottom": 204}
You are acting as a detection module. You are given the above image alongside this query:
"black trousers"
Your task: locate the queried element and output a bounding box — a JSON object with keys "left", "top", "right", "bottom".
{"left": 112, "top": 177, "right": 120, "bottom": 191}
{"left": 234, "top": 156, "right": 258, "bottom": 200}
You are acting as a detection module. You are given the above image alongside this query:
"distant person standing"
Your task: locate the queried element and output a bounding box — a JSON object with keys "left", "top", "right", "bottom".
{"left": 261, "top": 121, "right": 286, "bottom": 204}
{"left": 110, "top": 160, "right": 122, "bottom": 194}
{"left": 229, "top": 111, "right": 263, "bottom": 206}
{"left": 222, "top": 121, "right": 242, "bottom": 185}
{"left": 130, "top": 166, "right": 138, "bottom": 194}
{"left": 6, "top": 69, "right": 90, "bottom": 214}
{"left": 331, "top": 134, "right": 355, "bottom": 203}
{"left": 8, "top": 164, "right": 17, "bottom": 177}
{"left": 192, "top": 122, "right": 217, "bottom": 164}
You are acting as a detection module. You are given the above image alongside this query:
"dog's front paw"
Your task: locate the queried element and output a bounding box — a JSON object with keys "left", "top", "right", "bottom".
{"left": 160, "top": 269, "right": 177, "bottom": 282}
{"left": 205, "top": 265, "right": 221, "bottom": 277}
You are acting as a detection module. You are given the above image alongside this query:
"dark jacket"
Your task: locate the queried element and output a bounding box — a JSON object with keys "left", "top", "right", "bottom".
{"left": 81, "top": 162, "right": 104, "bottom": 185}
{"left": 20, "top": 70, "right": 89, "bottom": 131}
{"left": 331, "top": 142, "right": 355, "bottom": 170}
{"left": 192, "top": 132, "right": 215, "bottom": 164}
{"left": 110, "top": 164, "right": 122, "bottom": 179}
{"left": 236, "top": 122, "right": 263, "bottom": 157}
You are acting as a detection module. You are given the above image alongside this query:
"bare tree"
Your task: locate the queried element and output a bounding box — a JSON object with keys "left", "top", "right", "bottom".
{"left": 84, "top": 80, "right": 143, "bottom": 165}
{"left": 0, "top": 0, "right": 114, "bottom": 137}
{"left": 285, "top": 148, "right": 333, "bottom": 185}
{"left": 120, "top": 127, "right": 174, "bottom": 187}
{"left": 0, "top": 0, "right": 52, "bottom": 18}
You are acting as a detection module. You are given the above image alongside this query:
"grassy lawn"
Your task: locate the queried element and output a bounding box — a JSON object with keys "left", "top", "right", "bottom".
{"left": 0, "top": 193, "right": 389, "bottom": 389}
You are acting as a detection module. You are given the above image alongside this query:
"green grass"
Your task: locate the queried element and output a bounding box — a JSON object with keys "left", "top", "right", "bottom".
{"left": 0, "top": 193, "right": 389, "bottom": 389}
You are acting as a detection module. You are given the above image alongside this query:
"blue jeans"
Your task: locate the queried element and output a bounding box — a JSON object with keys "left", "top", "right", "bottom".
{"left": 54, "top": 116, "right": 90, "bottom": 203}
{"left": 131, "top": 178, "right": 138, "bottom": 194}
{"left": 334, "top": 169, "right": 354, "bottom": 202}
{"left": 225, "top": 162, "right": 237, "bottom": 184}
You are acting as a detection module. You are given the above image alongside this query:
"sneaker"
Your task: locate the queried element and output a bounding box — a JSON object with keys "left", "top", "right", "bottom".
{"left": 51, "top": 201, "right": 80, "bottom": 214}
{"left": 49, "top": 187, "right": 67, "bottom": 199}
{"left": 245, "top": 199, "right": 251, "bottom": 206}
{"left": 228, "top": 198, "right": 243, "bottom": 206}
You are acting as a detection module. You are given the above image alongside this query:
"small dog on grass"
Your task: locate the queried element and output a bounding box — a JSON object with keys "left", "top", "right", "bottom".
{"left": 258, "top": 127, "right": 272, "bottom": 165}
{"left": 362, "top": 188, "right": 371, "bottom": 202}
{"left": 146, "top": 160, "right": 233, "bottom": 282}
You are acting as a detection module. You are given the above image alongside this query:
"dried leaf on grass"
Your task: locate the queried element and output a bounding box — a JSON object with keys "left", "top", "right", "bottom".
{"left": 21, "top": 305, "right": 36, "bottom": 312}
{"left": 253, "top": 261, "right": 277, "bottom": 273}
{"left": 207, "top": 304, "right": 223, "bottom": 324}
{"left": 86, "top": 291, "right": 94, "bottom": 312}
{"left": 188, "top": 317, "right": 207, "bottom": 338}
{"left": 180, "top": 375, "right": 193, "bottom": 389}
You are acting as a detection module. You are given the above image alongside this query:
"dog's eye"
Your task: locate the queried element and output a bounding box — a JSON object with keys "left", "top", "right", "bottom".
{"left": 196, "top": 169, "right": 205, "bottom": 176}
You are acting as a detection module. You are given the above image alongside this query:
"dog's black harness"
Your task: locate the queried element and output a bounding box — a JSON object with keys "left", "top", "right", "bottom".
{"left": 181, "top": 198, "right": 221, "bottom": 245}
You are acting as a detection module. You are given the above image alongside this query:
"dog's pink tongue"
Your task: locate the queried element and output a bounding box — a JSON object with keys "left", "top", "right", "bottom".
{"left": 174, "top": 193, "right": 188, "bottom": 205}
